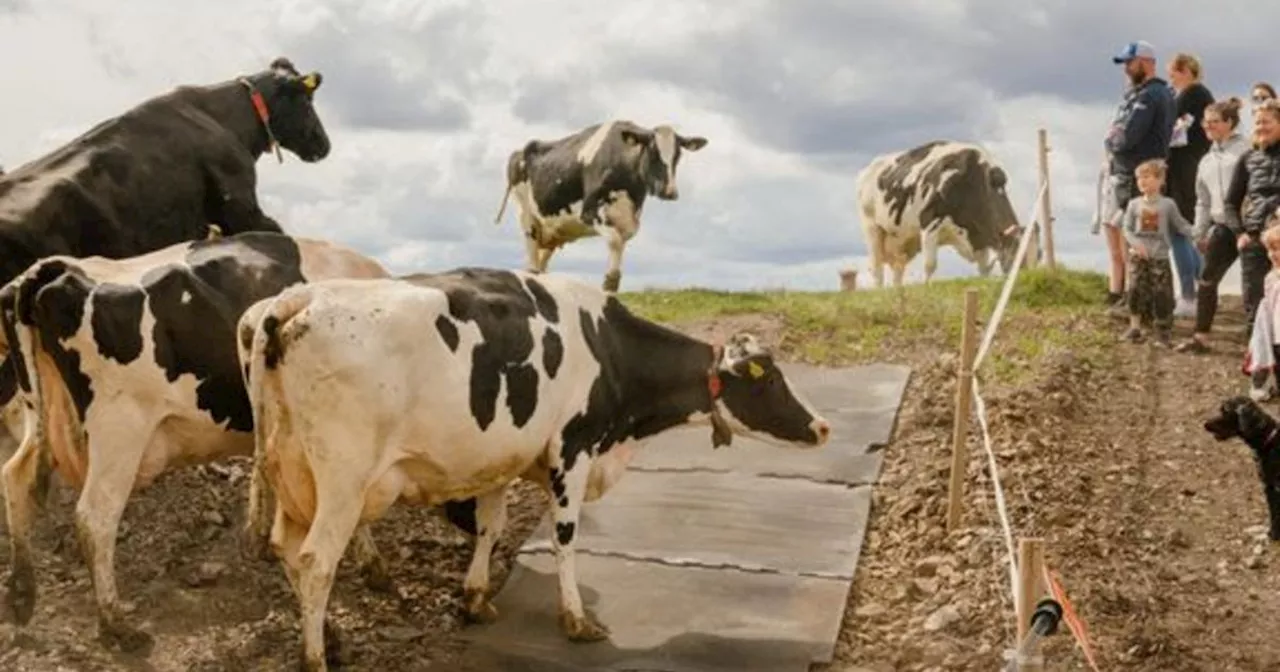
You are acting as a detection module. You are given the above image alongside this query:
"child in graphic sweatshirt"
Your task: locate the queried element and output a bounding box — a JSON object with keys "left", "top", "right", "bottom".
{"left": 1119, "top": 158, "right": 1196, "bottom": 346}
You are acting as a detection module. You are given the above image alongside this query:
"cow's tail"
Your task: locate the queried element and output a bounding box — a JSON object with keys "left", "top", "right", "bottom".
{"left": 238, "top": 285, "right": 313, "bottom": 558}
{"left": 3, "top": 262, "right": 73, "bottom": 513}
{"left": 494, "top": 145, "right": 536, "bottom": 225}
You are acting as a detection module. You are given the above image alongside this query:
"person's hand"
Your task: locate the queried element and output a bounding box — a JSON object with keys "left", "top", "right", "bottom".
{"left": 1239, "top": 233, "right": 1254, "bottom": 250}
{"left": 1196, "top": 236, "right": 1209, "bottom": 253}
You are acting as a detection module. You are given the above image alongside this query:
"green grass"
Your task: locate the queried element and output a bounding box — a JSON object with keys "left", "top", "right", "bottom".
{"left": 618, "top": 267, "right": 1113, "bottom": 375}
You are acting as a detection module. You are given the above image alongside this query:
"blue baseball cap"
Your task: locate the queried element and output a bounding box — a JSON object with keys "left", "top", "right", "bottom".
{"left": 1113, "top": 40, "right": 1156, "bottom": 64}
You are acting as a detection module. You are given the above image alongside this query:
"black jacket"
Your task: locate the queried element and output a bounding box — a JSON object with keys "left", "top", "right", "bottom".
{"left": 1224, "top": 142, "right": 1280, "bottom": 235}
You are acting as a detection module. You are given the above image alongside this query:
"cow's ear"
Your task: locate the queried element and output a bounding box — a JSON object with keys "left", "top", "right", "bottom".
{"left": 621, "top": 128, "right": 654, "bottom": 147}
{"left": 678, "top": 135, "right": 708, "bottom": 151}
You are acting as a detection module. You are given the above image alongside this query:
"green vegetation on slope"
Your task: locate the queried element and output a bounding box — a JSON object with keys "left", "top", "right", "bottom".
{"left": 618, "top": 267, "right": 1114, "bottom": 380}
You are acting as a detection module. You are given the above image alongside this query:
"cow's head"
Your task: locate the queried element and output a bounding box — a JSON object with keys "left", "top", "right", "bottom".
{"left": 246, "top": 57, "right": 331, "bottom": 162}
{"left": 711, "top": 333, "right": 830, "bottom": 448}
{"left": 620, "top": 124, "right": 707, "bottom": 201}
{"left": 978, "top": 160, "right": 1026, "bottom": 274}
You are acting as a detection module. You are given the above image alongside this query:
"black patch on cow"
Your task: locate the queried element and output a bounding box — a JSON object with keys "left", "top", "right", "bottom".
{"left": 435, "top": 315, "right": 460, "bottom": 352}
{"left": 443, "top": 499, "right": 478, "bottom": 536}
{"left": 872, "top": 141, "right": 1018, "bottom": 253}
{"left": 523, "top": 277, "right": 559, "bottom": 323}
{"left": 541, "top": 328, "right": 563, "bottom": 379}
{"left": 548, "top": 466, "right": 568, "bottom": 507}
{"left": 555, "top": 521, "right": 576, "bottom": 546}
{"left": 505, "top": 363, "right": 539, "bottom": 428}
{"left": 261, "top": 315, "right": 284, "bottom": 370}
{"left": 142, "top": 232, "right": 306, "bottom": 432}
{"left": 16, "top": 261, "right": 95, "bottom": 422}
{"left": 400, "top": 268, "right": 544, "bottom": 432}
{"left": 0, "top": 283, "right": 30, "bottom": 396}
{"left": 89, "top": 283, "right": 146, "bottom": 365}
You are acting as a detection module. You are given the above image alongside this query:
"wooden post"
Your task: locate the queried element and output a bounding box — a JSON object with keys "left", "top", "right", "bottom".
{"left": 839, "top": 268, "right": 858, "bottom": 292}
{"left": 1016, "top": 538, "right": 1047, "bottom": 671}
{"left": 1037, "top": 128, "right": 1056, "bottom": 270}
{"left": 945, "top": 288, "right": 980, "bottom": 531}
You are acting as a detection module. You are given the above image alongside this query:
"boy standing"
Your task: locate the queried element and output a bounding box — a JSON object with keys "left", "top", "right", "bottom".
{"left": 1120, "top": 158, "right": 1196, "bottom": 346}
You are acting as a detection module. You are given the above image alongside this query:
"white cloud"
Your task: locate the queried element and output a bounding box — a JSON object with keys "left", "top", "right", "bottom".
{"left": 3, "top": 0, "right": 1279, "bottom": 291}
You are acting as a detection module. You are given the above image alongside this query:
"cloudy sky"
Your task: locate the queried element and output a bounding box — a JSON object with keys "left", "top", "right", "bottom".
{"left": 1, "top": 1, "right": 1276, "bottom": 291}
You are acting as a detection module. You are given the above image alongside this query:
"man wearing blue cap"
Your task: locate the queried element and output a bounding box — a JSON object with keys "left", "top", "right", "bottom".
{"left": 1103, "top": 40, "right": 1177, "bottom": 311}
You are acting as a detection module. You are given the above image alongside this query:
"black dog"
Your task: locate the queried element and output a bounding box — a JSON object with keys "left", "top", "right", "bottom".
{"left": 1204, "top": 395, "right": 1280, "bottom": 541}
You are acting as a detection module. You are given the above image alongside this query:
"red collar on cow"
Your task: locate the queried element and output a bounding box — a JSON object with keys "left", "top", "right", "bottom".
{"left": 707, "top": 343, "right": 733, "bottom": 449}
{"left": 238, "top": 78, "right": 284, "bottom": 164}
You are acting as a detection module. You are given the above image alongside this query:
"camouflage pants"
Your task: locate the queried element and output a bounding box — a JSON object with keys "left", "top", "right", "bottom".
{"left": 1127, "top": 255, "right": 1174, "bottom": 331}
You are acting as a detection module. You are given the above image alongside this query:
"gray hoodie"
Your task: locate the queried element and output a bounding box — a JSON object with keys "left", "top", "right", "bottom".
{"left": 1194, "top": 132, "right": 1251, "bottom": 238}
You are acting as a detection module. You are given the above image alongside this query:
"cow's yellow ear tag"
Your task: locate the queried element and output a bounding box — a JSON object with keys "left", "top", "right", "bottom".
{"left": 747, "top": 361, "right": 764, "bottom": 378}
{"left": 302, "top": 74, "right": 317, "bottom": 90}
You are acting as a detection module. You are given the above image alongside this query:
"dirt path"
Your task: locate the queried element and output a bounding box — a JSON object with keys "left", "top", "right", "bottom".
{"left": 822, "top": 298, "right": 1280, "bottom": 671}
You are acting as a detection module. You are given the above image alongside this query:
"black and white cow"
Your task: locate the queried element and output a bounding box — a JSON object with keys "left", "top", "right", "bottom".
{"left": 0, "top": 232, "right": 391, "bottom": 655}
{"left": 0, "top": 57, "right": 332, "bottom": 451}
{"left": 492, "top": 120, "right": 708, "bottom": 293}
{"left": 236, "top": 267, "right": 830, "bottom": 671}
{"left": 856, "top": 140, "right": 1036, "bottom": 288}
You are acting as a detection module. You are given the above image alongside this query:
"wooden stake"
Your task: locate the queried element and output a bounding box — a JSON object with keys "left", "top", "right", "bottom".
{"left": 1016, "top": 538, "right": 1047, "bottom": 671}
{"left": 945, "top": 288, "right": 979, "bottom": 531}
{"left": 839, "top": 267, "right": 858, "bottom": 292}
{"left": 1037, "top": 128, "right": 1056, "bottom": 270}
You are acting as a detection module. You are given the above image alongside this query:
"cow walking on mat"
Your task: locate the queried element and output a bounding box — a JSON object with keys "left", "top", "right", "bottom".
{"left": 492, "top": 120, "right": 708, "bottom": 293}
{"left": 856, "top": 140, "right": 1034, "bottom": 288}
{"left": 236, "top": 268, "right": 830, "bottom": 671}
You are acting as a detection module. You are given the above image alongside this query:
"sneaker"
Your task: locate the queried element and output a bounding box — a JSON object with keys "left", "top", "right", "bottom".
{"left": 1120, "top": 327, "right": 1143, "bottom": 343}
{"left": 1152, "top": 332, "right": 1172, "bottom": 348}
{"left": 1251, "top": 385, "right": 1274, "bottom": 402}
{"left": 1174, "top": 298, "right": 1195, "bottom": 318}
{"left": 1174, "top": 338, "right": 1210, "bottom": 354}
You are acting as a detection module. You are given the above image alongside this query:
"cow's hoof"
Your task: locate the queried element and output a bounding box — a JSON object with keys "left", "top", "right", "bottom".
{"left": 239, "top": 526, "right": 274, "bottom": 563}
{"left": 602, "top": 273, "right": 621, "bottom": 294}
{"left": 1269, "top": 528, "right": 1280, "bottom": 543}
{"left": 100, "top": 619, "right": 155, "bottom": 657}
{"left": 5, "top": 561, "right": 36, "bottom": 626}
{"left": 360, "top": 559, "right": 395, "bottom": 594}
{"left": 560, "top": 608, "right": 610, "bottom": 642}
{"left": 463, "top": 588, "right": 500, "bottom": 624}
{"left": 323, "top": 619, "right": 346, "bottom": 667}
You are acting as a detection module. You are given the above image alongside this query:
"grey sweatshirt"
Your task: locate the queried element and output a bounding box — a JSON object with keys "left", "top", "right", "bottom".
{"left": 1121, "top": 194, "right": 1196, "bottom": 257}
{"left": 1193, "top": 132, "right": 1251, "bottom": 237}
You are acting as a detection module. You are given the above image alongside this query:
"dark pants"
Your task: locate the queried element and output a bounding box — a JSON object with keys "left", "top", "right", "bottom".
{"left": 1128, "top": 255, "right": 1175, "bottom": 333}
{"left": 1195, "top": 224, "right": 1273, "bottom": 333}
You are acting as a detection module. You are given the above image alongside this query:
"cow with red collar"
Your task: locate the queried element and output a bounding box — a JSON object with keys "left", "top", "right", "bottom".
{"left": 236, "top": 267, "right": 831, "bottom": 671}
{"left": 0, "top": 56, "right": 332, "bottom": 458}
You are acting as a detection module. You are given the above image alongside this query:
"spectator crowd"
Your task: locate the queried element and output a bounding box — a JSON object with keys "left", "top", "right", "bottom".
{"left": 1096, "top": 40, "right": 1280, "bottom": 399}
